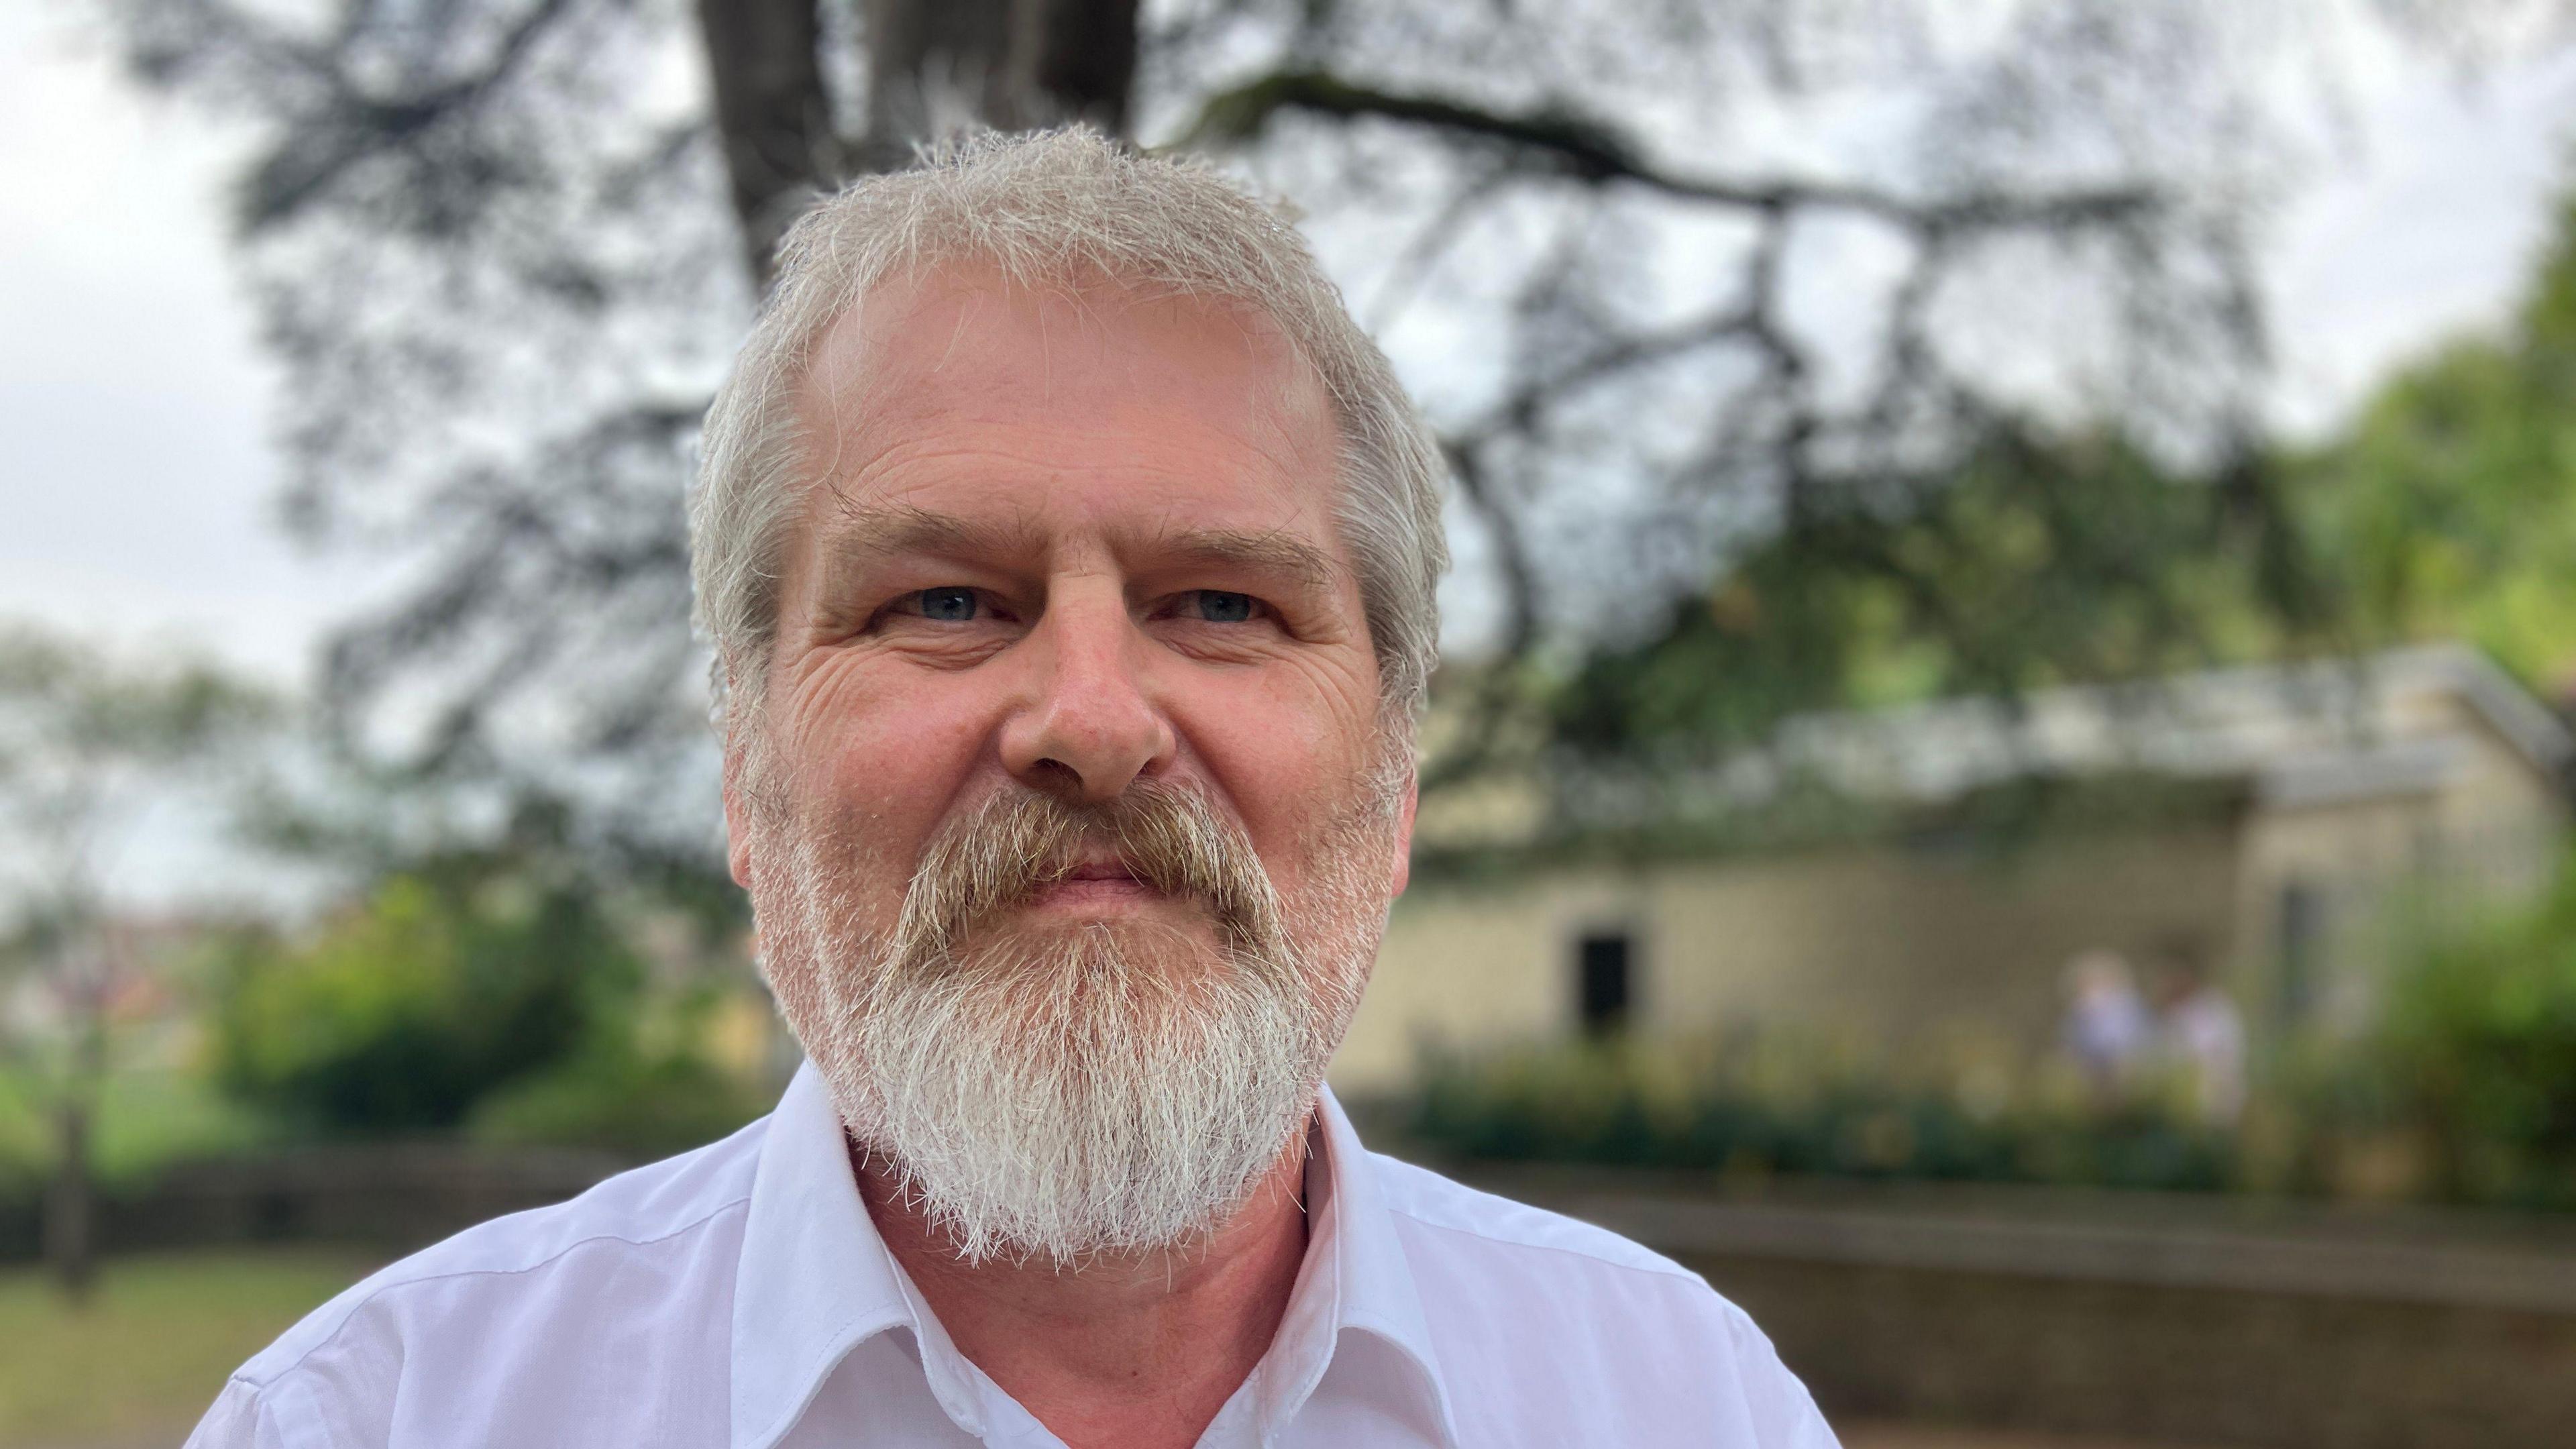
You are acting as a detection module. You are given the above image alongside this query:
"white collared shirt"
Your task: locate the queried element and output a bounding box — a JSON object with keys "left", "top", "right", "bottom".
{"left": 186, "top": 1063, "right": 1839, "bottom": 1448}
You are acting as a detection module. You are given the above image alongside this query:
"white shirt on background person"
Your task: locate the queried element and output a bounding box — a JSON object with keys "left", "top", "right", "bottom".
{"left": 2165, "top": 985, "right": 2249, "bottom": 1126}
{"left": 185, "top": 1063, "right": 1839, "bottom": 1448}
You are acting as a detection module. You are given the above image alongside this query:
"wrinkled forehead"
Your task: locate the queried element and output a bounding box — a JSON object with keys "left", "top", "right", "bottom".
{"left": 795, "top": 261, "right": 1341, "bottom": 476}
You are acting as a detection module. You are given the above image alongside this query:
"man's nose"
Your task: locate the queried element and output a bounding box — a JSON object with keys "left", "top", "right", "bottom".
{"left": 998, "top": 591, "right": 1177, "bottom": 805}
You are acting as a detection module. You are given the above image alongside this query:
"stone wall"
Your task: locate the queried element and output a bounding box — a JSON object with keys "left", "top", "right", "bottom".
{"left": 1715, "top": 1254, "right": 2576, "bottom": 1448}
{"left": 1483, "top": 1169, "right": 2576, "bottom": 1449}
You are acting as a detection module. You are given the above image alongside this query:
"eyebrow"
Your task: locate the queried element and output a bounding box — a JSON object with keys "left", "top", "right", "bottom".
{"left": 818, "top": 502, "right": 1039, "bottom": 570}
{"left": 1150, "top": 526, "right": 1340, "bottom": 596}
{"left": 812, "top": 503, "right": 1343, "bottom": 598}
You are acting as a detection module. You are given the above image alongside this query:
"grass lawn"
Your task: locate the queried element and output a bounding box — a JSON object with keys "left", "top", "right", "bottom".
{"left": 0, "top": 1249, "right": 374, "bottom": 1448}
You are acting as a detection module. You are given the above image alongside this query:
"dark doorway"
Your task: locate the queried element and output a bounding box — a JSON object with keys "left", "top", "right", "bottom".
{"left": 1578, "top": 932, "right": 1633, "bottom": 1034}
{"left": 2277, "top": 879, "right": 2326, "bottom": 1026}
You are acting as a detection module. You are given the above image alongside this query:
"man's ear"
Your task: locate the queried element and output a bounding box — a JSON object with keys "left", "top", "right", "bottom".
{"left": 1390, "top": 777, "right": 1418, "bottom": 898}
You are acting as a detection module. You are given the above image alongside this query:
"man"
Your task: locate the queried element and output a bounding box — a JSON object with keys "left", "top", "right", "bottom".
{"left": 189, "top": 129, "right": 1836, "bottom": 1448}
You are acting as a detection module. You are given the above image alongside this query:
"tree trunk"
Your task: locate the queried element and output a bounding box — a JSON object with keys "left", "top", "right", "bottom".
{"left": 44, "top": 1097, "right": 94, "bottom": 1302}
{"left": 1012, "top": 0, "right": 1137, "bottom": 138}
{"left": 44, "top": 991, "right": 109, "bottom": 1303}
{"left": 859, "top": 0, "right": 1138, "bottom": 168}
{"left": 696, "top": 0, "right": 1142, "bottom": 284}
{"left": 694, "top": 0, "right": 836, "bottom": 284}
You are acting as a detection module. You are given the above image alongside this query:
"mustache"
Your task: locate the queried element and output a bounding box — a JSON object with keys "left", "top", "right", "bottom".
{"left": 889, "top": 780, "right": 1285, "bottom": 964}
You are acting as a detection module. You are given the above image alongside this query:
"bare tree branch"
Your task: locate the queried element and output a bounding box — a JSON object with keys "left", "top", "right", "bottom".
{"left": 1183, "top": 68, "right": 2160, "bottom": 230}
{"left": 242, "top": 0, "right": 586, "bottom": 230}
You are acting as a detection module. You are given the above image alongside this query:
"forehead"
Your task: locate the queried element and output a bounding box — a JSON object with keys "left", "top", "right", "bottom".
{"left": 792, "top": 264, "right": 1344, "bottom": 539}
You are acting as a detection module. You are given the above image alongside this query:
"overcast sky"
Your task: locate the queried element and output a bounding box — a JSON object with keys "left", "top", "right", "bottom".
{"left": 5, "top": 7, "right": 2575, "bottom": 695}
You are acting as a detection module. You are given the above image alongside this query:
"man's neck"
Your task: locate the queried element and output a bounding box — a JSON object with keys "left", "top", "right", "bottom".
{"left": 853, "top": 1135, "right": 1314, "bottom": 1449}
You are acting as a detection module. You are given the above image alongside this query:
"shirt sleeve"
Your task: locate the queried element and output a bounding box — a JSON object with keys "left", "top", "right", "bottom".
{"left": 183, "top": 1379, "right": 284, "bottom": 1449}
{"left": 1724, "top": 1303, "right": 1843, "bottom": 1448}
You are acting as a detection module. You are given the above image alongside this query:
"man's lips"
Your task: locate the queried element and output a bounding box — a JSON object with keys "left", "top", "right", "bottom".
{"left": 1063, "top": 858, "right": 1144, "bottom": 883}
{"left": 1022, "top": 855, "right": 1164, "bottom": 910}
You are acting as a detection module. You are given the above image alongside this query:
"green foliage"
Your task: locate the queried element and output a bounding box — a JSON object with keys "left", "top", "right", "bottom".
{"left": 2296, "top": 184, "right": 2576, "bottom": 691}
{"left": 466, "top": 985, "right": 767, "bottom": 1157}
{"left": 1408, "top": 1035, "right": 2235, "bottom": 1193}
{"left": 2363, "top": 856, "right": 2576, "bottom": 1209}
{"left": 468, "top": 1043, "right": 765, "bottom": 1159}
{"left": 1549, "top": 431, "right": 2320, "bottom": 760}
{"left": 0, "top": 625, "right": 278, "bottom": 1061}
{"left": 0, "top": 1068, "right": 280, "bottom": 1188}
{"left": 210, "top": 870, "right": 637, "bottom": 1134}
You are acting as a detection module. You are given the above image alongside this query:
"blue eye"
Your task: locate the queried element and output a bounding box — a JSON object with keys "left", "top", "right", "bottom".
{"left": 918, "top": 587, "right": 979, "bottom": 621}
{"left": 1193, "top": 591, "right": 1256, "bottom": 623}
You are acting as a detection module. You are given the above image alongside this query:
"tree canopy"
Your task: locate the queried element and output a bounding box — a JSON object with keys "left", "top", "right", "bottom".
{"left": 2296, "top": 182, "right": 2576, "bottom": 700}
{"left": 94, "top": 0, "right": 2569, "bottom": 856}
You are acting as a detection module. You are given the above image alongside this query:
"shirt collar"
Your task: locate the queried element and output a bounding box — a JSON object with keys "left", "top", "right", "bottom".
{"left": 730, "top": 1063, "right": 1460, "bottom": 1449}
{"left": 1256, "top": 1085, "right": 1463, "bottom": 1448}
{"left": 731, "top": 1061, "right": 921, "bottom": 1449}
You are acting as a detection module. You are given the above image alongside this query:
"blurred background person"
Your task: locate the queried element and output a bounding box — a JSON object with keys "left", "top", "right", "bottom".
{"left": 2059, "top": 949, "right": 2151, "bottom": 1107}
{"left": 2154, "top": 948, "right": 2249, "bottom": 1130}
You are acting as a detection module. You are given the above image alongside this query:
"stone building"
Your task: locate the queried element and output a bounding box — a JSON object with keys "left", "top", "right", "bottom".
{"left": 1330, "top": 644, "right": 2574, "bottom": 1095}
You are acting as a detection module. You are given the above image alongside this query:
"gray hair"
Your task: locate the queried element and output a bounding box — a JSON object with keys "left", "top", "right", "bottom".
{"left": 689, "top": 127, "right": 1449, "bottom": 736}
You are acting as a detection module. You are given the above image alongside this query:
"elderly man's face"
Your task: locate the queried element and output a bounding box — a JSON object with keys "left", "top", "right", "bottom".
{"left": 722, "top": 265, "right": 1415, "bottom": 1260}
{"left": 733, "top": 264, "right": 1407, "bottom": 940}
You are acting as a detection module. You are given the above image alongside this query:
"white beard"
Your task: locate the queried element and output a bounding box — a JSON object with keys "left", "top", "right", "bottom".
{"left": 749, "top": 778, "right": 1391, "bottom": 1266}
